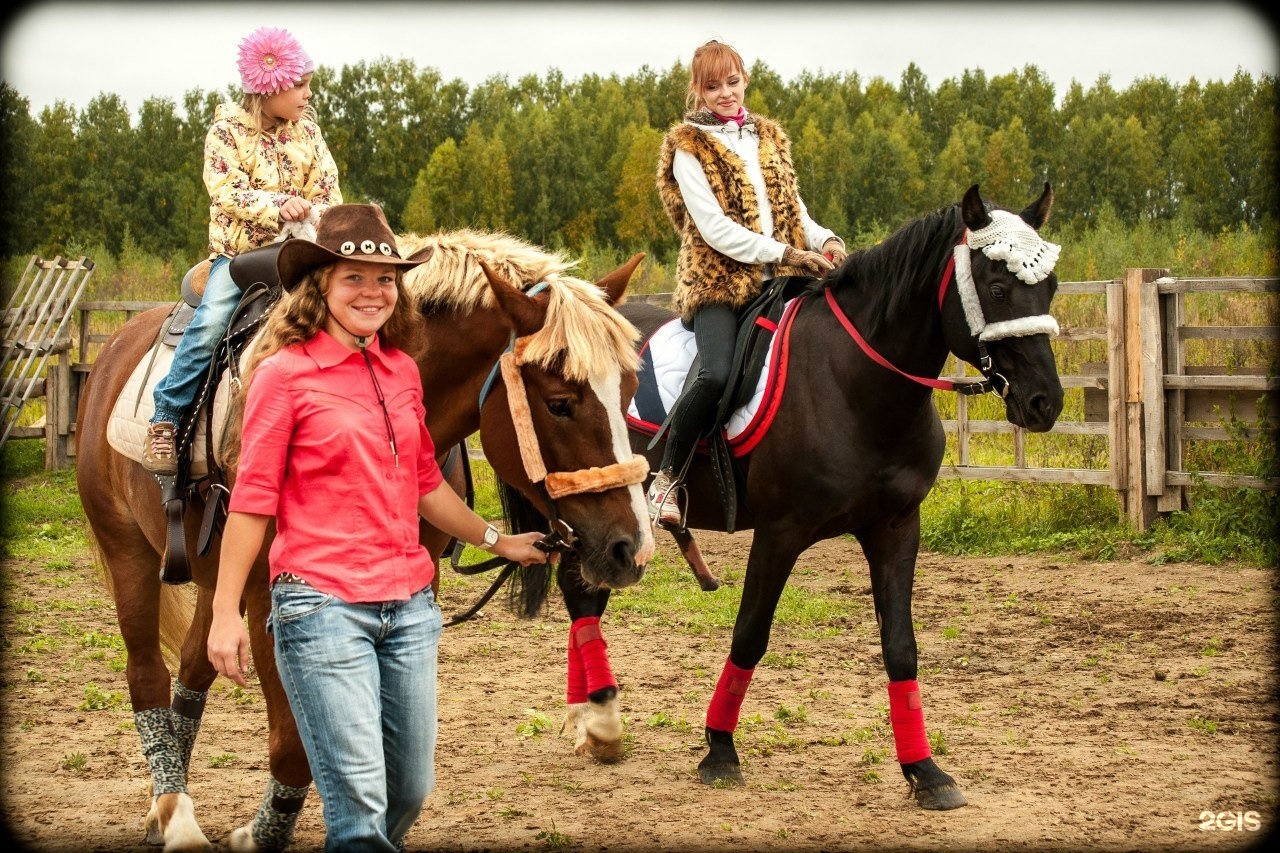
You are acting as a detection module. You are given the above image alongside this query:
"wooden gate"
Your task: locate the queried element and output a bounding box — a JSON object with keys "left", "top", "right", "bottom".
{"left": 1, "top": 256, "right": 94, "bottom": 465}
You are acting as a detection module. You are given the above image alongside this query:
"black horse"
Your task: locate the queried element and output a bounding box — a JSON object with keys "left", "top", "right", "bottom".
{"left": 616, "top": 184, "right": 1064, "bottom": 809}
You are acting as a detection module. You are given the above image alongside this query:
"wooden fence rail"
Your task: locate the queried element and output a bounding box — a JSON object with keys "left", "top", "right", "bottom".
{"left": 8, "top": 271, "right": 1278, "bottom": 531}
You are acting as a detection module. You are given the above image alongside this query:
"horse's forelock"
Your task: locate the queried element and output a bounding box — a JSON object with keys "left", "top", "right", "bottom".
{"left": 521, "top": 275, "right": 641, "bottom": 382}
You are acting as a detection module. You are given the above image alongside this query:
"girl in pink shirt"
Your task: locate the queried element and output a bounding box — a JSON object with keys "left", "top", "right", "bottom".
{"left": 208, "top": 204, "right": 547, "bottom": 852}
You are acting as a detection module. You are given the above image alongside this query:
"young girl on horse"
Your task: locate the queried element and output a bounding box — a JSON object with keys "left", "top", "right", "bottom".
{"left": 144, "top": 25, "right": 342, "bottom": 473}
{"left": 647, "top": 39, "right": 848, "bottom": 527}
{"left": 207, "top": 204, "right": 549, "bottom": 852}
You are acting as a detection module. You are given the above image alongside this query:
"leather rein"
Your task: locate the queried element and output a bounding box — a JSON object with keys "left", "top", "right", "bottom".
{"left": 824, "top": 234, "right": 1009, "bottom": 398}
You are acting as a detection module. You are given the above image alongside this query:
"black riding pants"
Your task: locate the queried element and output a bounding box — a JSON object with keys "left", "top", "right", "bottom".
{"left": 660, "top": 303, "right": 738, "bottom": 474}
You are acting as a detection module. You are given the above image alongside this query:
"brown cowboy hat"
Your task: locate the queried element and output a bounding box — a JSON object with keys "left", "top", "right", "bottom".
{"left": 276, "top": 203, "right": 431, "bottom": 289}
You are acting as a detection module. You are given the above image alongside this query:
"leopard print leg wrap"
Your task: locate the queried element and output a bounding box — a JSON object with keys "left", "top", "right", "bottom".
{"left": 170, "top": 682, "right": 207, "bottom": 779}
{"left": 248, "top": 778, "right": 309, "bottom": 852}
{"left": 134, "top": 707, "right": 187, "bottom": 795}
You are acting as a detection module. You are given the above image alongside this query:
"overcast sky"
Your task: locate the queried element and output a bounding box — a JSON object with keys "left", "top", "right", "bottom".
{"left": 2, "top": 1, "right": 1277, "bottom": 117}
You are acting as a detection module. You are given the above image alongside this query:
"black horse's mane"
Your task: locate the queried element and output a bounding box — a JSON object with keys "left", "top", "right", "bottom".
{"left": 815, "top": 203, "right": 967, "bottom": 338}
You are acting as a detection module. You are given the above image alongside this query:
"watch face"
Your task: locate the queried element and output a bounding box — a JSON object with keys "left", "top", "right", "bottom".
{"left": 483, "top": 525, "right": 499, "bottom": 548}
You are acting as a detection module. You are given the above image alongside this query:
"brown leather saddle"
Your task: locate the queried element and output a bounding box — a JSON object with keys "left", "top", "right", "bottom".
{"left": 156, "top": 242, "right": 288, "bottom": 584}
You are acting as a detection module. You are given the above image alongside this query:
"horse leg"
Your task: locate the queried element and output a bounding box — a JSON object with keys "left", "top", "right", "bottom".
{"left": 225, "top": 579, "right": 311, "bottom": 852}
{"left": 669, "top": 527, "right": 720, "bottom": 591}
{"left": 860, "top": 514, "right": 967, "bottom": 810}
{"left": 557, "top": 555, "right": 624, "bottom": 762}
{"left": 141, "top": 583, "right": 218, "bottom": 844}
{"left": 698, "top": 532, "right": 805, "bottom": 785}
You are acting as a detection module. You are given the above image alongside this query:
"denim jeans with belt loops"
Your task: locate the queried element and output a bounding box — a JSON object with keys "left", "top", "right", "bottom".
{"left": 151, "top": 254, "right": 239, "bottom": 425}
{"left": 270, "top": 582, "right": 442, "bottom": 853}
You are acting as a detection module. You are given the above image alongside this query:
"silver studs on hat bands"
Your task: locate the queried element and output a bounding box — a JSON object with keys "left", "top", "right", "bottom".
{"left": 360, "top": 239, "right": 376, "bottom": 254}
{"left": 379, "top": 242, "right": 392, "bottom": 256}
{"left": 340, "top": 240, "right": 355, "bottom": 255}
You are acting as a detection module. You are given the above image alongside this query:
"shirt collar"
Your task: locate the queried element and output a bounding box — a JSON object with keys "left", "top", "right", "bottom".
{"left": 304, "top": 329, "right": 388, "bottom": 369}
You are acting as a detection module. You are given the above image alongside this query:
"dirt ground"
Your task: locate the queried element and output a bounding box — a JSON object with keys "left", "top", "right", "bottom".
{"left": 2, "top": 530, "right": 1277, "bottom": 853}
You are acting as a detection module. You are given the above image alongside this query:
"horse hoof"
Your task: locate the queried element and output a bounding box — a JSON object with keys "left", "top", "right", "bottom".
{"left": 575, "top": 731, "right": 624, "bottom": 763}
{"left": 915, "top": 782, "right": 968, "bottom": 810}
{"left": 697, "top": 759, "right": 743, "bottom": 786}
{"left": 696, "top": 574, "right": 720, "bottom": 592}
{"left": 226, "top": 825, "right": 259, "bottom": 852}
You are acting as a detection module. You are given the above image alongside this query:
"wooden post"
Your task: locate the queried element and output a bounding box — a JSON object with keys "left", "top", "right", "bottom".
{"left": 1106, "top": 282, "right": 1126, "bottom": 495}
{"left": 1122, "top": 269, "right": 1163, "bottom": 530}
{"left": 1157, "top": 286, "right": 1186, "bottom": 512}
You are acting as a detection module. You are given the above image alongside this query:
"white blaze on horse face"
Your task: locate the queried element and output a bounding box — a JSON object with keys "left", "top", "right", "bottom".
{"left": 588, "top": 367, "right": 655, "bottom": 567}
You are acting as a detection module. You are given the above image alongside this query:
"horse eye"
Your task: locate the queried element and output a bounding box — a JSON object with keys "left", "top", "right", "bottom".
{"left": 546, "top": 398, "right": 573, "bottom": 418}
{"left": 990, "top": 285, "right": 1006, "bottom": 301}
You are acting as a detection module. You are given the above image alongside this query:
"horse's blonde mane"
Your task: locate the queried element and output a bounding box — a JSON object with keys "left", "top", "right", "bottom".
{"left": 400, "top": 229, "right": 639, "bottom": 381}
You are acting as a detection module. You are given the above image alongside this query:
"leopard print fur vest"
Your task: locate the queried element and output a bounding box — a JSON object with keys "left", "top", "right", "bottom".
{"left": 657, "top": 115, "right": 808, "bottom": 322}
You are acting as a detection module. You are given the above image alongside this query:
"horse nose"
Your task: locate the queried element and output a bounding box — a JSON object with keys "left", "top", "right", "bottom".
{"left": 1027, "top": 389, "right": 1063, "bottom": 430}
{"left": 606, "top": 536, "right": 647, "bottom": 586}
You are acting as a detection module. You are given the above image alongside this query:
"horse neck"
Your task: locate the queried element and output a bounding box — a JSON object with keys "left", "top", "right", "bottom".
{"left": 826, "top": 209, "right": 961, "bottom": 380}
{"left": 417, "top": 309, "right": 512, "bottom": 448}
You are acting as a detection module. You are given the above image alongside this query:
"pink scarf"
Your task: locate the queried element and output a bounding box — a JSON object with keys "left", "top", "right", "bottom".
{"left": 712, "top": 107, "right": 746, "bottom": 127}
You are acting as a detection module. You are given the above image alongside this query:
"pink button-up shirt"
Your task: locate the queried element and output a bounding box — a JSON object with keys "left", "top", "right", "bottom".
{"left": 230, "top": 331, "right": 443, "bottom": 602}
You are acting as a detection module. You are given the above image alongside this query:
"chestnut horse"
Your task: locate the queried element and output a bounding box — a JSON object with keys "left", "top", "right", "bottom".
{"left": 616, "top": 184, "right": 1065, "bottom": 809}
{"left": 75, "top": 231, "right": 651, "bottom": 851}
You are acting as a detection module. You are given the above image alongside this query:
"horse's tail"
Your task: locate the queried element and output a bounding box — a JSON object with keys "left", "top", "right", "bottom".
{"left": 89, "top": 528, "right": 195, "bottom": 668}
{"left": 496, "top": 478, "right": 554, "bottom": 619}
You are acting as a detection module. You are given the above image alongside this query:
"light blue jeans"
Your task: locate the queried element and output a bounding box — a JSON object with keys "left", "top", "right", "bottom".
{"left": 151, "top": 255, "right": 239, "bottom": 425}
{"left": 270, "top": 583, "right": 441, "bottom": 853}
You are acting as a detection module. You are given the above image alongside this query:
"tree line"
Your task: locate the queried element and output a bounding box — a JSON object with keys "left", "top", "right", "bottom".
{"left": 0, "top": 59, "right": 1275, "bottom": 265}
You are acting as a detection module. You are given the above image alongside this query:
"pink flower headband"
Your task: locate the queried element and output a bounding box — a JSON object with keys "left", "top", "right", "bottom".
{"left": 238, "top": 26, "right": 314, "bottom": 95}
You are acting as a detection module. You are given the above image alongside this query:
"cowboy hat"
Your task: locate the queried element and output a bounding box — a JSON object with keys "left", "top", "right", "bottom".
{"left": 276, "top": 204, "right": 431, "bottom": 289}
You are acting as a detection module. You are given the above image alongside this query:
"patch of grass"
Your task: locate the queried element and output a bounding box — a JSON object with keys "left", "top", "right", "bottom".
{"left": 1188, "top": 715, "right": 1220, "bottom": 735}
{"left": 78, "top": 683, "right": 125, "bottom": 711}
{"left": 516, "top": 709, "right": 552, "bottom": 739}
{"left": 207, "top": 753, "right": 238, "bottom": 768}
{"left": 60, "top": 752, "right": 87, "bottom": 772}
{"left": 535, "top": 819, "right": 570, "bottom": 849}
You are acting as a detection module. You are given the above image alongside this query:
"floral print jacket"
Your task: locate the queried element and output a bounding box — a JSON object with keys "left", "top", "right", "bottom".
{"left": 203, "top": 102, "right": 342, "bottom": 258}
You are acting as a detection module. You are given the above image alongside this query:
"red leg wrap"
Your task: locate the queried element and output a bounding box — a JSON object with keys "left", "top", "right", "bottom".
{"left": 571, "top": 616, "right": 617, "bottom": 695}
{"left": 566, "top": 629, "right": 587, "bottom": 704}
{"left": 887, "top": 679, "right": 932, "bottom": 764}
{"left": 705, "top": 658, "right": 754, "bottom": 732}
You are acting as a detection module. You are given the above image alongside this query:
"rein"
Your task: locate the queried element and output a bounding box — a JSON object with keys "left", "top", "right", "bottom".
{"left": 824, "top": 234, "right": 1005, "bottom": 397}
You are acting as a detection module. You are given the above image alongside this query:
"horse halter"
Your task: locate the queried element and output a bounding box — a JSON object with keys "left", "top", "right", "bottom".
{"left": 478, "top": 284, "right": 650, "bottom": 549}
{"left": 827, "top": 211, "right": 1060, "bottom": 398}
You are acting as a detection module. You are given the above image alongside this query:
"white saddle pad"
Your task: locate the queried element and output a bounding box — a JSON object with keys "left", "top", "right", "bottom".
{"left": 626, "top": 314, "right": 781, "bottom": 441}
{"left": 106, "top": 343, "right": 236, "bottom": 477}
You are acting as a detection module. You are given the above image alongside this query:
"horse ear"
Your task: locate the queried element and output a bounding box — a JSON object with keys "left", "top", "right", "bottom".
{"left": 594, "top": 253, "right": 646, "bottom": 306}
{"left": 961, "top": 184, "right": 991, "bottom": 231}
{"left": 1020, "top": 182, "right": 1054, "bottom": 230}
{"left": 405, "top": 245, "right": 434, "bottom": 264}
{"left": 478, "top": 258, "right": 547, "bottom": 338}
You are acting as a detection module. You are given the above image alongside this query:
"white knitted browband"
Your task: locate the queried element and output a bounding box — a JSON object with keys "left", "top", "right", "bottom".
{"left": 953, "top": 210, "right": 1061, "bottom": 342}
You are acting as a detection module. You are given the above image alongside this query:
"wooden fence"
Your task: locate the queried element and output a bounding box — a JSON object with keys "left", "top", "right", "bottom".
{"left": 9, "top": 271, "right": 1278, "bottom": 531}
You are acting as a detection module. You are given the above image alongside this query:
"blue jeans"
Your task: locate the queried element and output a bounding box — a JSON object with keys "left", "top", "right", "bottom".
{"left": 152, "top": 255, "right": 240, "bottom": 425}
{"left": 270, "top": 584, "right": 442, "bottom": 853}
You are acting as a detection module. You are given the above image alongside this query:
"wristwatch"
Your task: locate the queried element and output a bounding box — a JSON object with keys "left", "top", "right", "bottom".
{"left": 478, "top": 523, "right": 500, "bottom": 551}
